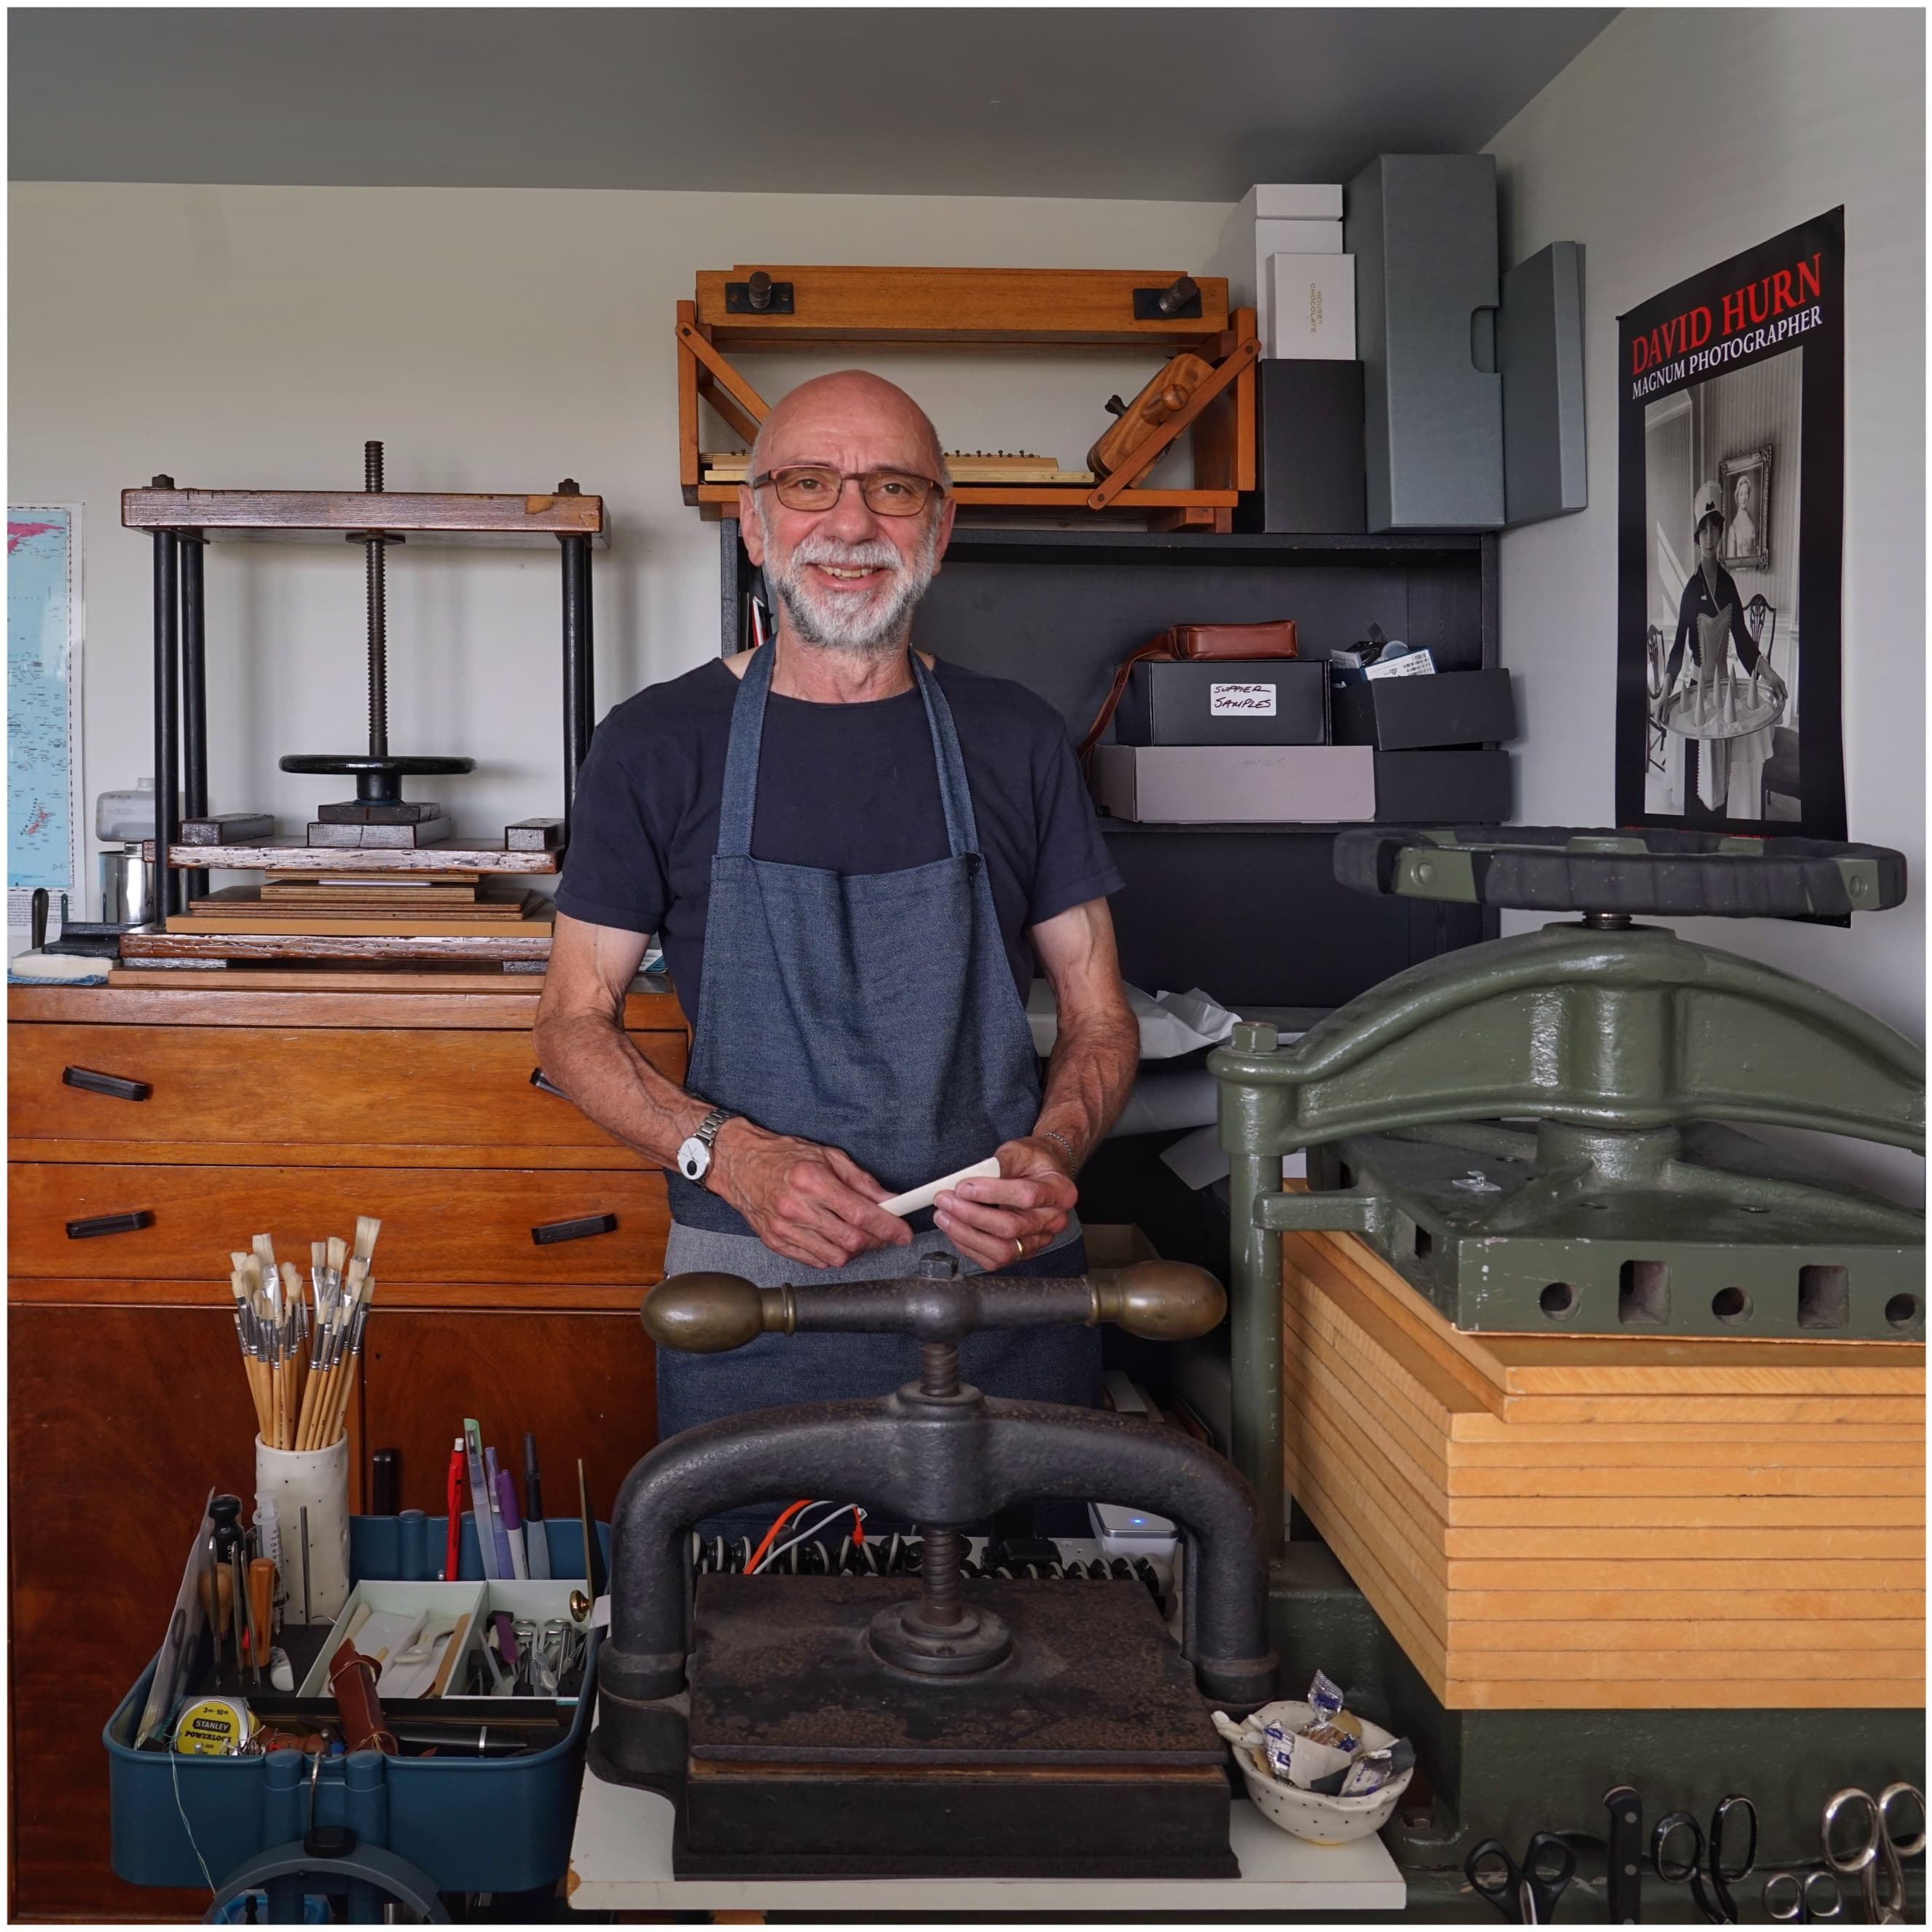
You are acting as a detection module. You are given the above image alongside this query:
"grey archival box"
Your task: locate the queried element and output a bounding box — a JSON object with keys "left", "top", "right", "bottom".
{"left": 1090, "top": 745, "right": 1375, "bottom": 824}
{"left": 1346, "top": 154, "right": 1504, "bottom": 530}
{"left": 1499, "top": 240, "right": 1587, "bottom": 525}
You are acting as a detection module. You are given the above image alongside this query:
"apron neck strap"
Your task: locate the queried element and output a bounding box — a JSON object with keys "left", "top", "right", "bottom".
{"left": 715, "top": 643, "right": 776, "bottom": 858}
{"left": 715, "top": 643, "right": 983, "bottom": 860}
{"left": 911, "top": 653, "right": 982, "bottom": 859}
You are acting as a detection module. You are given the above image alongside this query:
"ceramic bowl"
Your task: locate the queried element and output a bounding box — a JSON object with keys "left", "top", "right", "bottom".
{"left": 1217, "top": 1698, "right": 1415, "bottom": 1845}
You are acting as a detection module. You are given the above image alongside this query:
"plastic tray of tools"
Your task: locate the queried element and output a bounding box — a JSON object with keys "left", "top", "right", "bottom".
{"left": 105, "top": 1513, "right": 608, "bottom": 1898}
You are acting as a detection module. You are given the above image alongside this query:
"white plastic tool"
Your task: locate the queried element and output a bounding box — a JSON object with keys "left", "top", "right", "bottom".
{"left": 879, "top": 1156, "right": 1002, "bottom": 1219}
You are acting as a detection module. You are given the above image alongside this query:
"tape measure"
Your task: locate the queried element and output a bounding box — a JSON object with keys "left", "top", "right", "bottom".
{"left": 173, "top": 1696, "right": 254, "bottom": 1756}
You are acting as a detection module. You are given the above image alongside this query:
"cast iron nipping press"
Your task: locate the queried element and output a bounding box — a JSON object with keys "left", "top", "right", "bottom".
{"left": 589, "top": 1254, "right": 1277, "bottom": 1879}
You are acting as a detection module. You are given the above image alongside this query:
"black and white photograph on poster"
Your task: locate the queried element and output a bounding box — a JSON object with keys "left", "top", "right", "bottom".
{"left": 1617, "top": 208, "right": 1845, "bottom": 836}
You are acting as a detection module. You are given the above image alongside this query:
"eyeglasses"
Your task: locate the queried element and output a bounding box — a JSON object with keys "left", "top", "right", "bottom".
{"left": 750, "top": 466, "right": 946, "bottom": 517}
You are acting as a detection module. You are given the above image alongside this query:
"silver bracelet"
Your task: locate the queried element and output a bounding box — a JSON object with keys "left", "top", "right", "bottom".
{"left": 1037, "top": 1127, "right": 1080, "bottom": 1169}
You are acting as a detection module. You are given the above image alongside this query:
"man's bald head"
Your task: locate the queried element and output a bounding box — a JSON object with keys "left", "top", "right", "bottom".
{"left": 749, "top": 371, "right": 948, "bottom": 484}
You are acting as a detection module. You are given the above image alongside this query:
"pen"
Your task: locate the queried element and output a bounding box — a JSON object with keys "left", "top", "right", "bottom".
{"left": 444, "top": 1438, "right": 464, "bottom": 1581}
{"left": 482, "top": 1445, "right": 517, "bottom": 1582}
{"left": 463, "top": 1421, "right": 500, "bottom": 1580}
{"left": 523, "top": 1434, "right": 551, "bottom": 1581}
{"left": 495, "top": 1466, "right": 530, "bottom": 1579}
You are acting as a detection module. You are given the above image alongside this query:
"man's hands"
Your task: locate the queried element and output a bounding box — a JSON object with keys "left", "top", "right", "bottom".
{"left": 932, "top": 1136, "right": 1078, "bottom": 1273}
{"left": 707, "top": 1123, "right": 1076, "bottom": 1276}
{"left": 709, "top": 1118, "right": 913, "bottom": 1271}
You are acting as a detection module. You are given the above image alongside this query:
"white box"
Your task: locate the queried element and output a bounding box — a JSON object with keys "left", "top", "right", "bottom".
{"left": 1242, "top": 183, "right": 1344, "bottom": 221}
{"left": 1208, "top": 200, "right": 1346, "bottom": 341}
{"left": 1254, "top": 217, "right": 1343, "bottom": 256}
{"left": 1268, "top": 253, "right": 1356, "bottom": 361}
{"left": 1090, "top": 745, "right": 1375, "bottom": 824}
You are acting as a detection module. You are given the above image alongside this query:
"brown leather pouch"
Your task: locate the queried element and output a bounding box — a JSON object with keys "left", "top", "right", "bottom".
{"left": 329, "top": 1641, "right": 399, "bottom": 1756}
{"left": 1080, "top": 619, "right": 1299, "bottom": 761}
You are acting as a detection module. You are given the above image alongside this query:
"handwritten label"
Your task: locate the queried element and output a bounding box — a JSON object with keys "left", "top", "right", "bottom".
{"left": 1210, "top": 682, "right": 1277, "bottom": 718}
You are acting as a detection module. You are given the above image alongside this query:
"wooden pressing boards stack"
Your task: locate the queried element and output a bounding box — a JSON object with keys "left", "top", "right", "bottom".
{"left": 127, "top": 840, "right": 560, "bottom": 965}
{"left": 1281, "top": 1228, "right": 1925, "bottom": 1711}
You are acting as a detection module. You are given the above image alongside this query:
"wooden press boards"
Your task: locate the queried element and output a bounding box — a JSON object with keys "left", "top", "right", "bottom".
{"left": 1280, "top": 1230, "right": 1925, "bottom": 1711}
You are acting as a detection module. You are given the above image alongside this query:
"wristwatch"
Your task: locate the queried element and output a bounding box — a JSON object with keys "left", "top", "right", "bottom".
{"left": 675, "top": 1106, "right": 737, "bottom": 1185}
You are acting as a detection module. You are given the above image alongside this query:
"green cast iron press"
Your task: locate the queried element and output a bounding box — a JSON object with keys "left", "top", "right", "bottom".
{"left": 1214, "top": 825, "right": 1921, "bottom": 1333}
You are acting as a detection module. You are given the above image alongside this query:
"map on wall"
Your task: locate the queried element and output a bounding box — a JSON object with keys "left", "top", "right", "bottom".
{"left": 8, "top": 505, "right": 85, "bottom": 920}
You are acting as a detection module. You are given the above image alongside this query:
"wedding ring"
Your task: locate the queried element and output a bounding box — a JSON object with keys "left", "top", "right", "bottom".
{"left": 1013, "top": 1236, "right": 1026, "bottom": 1259}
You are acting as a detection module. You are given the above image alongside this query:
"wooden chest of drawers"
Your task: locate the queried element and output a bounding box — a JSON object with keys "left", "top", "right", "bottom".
{"left": 7, "top": 979, "right": 688, "bottom": 1920}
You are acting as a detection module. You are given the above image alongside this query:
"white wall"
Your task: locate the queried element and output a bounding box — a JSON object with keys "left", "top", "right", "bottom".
{"left": 8, "top": 181, "right": 1225, "bottom": 901}
{"left": 1487, "top": 8, "right": 1925, "bottom": 1201}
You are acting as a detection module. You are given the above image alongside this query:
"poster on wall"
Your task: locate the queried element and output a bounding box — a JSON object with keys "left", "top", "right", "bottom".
{"left": 1616, "top": 208, "right": 1844, "bottom": 837}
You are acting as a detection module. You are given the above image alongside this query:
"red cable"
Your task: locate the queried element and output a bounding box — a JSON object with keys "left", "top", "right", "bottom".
{"left": 745, "top": 1499, "right": 814, "bottom": 1574}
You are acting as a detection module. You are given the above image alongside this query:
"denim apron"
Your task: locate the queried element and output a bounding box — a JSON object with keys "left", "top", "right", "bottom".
{"left": 656, "top": 644, "right": 1099, "bottom": 1451}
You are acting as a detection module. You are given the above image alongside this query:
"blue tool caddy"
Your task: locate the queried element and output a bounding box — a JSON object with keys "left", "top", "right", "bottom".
{"left": 106, "top": 1514, "right": 608, "bottom": 1905}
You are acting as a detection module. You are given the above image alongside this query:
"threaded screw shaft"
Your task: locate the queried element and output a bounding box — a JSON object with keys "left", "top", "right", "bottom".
{"left": 363, "top": 441, "right": 388, "bottom": 758}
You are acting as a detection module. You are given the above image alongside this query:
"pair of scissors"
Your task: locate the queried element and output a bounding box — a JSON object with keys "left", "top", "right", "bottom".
{"left": 1823, "top": 1783, "right": 1925, "bottom": 1925}
{"left": 1762, "top": 1867, "right": 1843, "bottom": 1923}
{"left": 1466, "top": 1832, "right": 1576, "bottom": 1923}
{"left": 1652, "top": 1794, "right": 1758, "bottom": 1923}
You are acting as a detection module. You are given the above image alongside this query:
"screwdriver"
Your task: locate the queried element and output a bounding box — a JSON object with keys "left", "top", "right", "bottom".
{"left": 248, "top": 1560, "right": 276, "bottom": 1690}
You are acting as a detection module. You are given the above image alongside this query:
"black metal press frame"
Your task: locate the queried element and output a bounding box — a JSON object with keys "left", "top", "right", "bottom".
{"left": 142, "top": 472, "right": 598, "bottom": 917}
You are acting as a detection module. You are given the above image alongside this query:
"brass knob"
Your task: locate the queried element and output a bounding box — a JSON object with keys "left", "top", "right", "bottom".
{"left": 641, "top": 1272, "right": 766, "bottom": 1352}
{"left": 1093, "top": 1261, "right": 1227, "bottom": 1340}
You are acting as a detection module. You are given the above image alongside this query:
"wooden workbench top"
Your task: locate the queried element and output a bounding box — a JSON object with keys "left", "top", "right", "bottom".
{"left": 9, "top": 976, "right": 686, "bottom": 1032}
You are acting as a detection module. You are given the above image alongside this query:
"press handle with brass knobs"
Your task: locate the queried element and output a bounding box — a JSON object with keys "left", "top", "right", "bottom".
{"left": 640, "top": 1259, "right": 1226, "bottom": 1355}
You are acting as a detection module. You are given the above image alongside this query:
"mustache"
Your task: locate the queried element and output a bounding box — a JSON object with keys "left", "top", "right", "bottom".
{"left": 787, "top": 535, "right": 906, "bottom": 573}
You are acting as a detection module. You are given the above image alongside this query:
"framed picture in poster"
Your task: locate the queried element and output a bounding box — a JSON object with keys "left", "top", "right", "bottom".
{"left": 1719, "top": 445, "right": 1772, "bottom": 571}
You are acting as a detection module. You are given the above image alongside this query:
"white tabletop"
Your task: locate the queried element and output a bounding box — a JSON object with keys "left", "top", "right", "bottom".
{"left": 567, "top": 1774, "right": 1406, "bottom": 1914}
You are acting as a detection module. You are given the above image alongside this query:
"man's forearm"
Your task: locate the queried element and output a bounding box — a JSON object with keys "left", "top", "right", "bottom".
{"left": 1032, "top": 1007, "right": 1139, "bottom": 1167}
{"left": 533, "top": 1010, "right": 714, "bottom": 1169}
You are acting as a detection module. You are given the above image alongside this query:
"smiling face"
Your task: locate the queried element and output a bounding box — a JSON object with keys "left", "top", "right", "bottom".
{"left": 739, "top": 372, "right": 955, "bottom": 657}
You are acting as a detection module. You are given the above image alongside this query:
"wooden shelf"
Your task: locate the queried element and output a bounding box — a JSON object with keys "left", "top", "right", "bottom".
{"left": 693, "top": 265, "right": 1232, "bottom": 350}
{"left": 122, "top": 487, "right": 608, "bottom": 549}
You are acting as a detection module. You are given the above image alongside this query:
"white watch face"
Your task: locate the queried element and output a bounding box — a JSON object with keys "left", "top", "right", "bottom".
{"left": 676, "top": 1136, "right": 710, "bottom": 1182}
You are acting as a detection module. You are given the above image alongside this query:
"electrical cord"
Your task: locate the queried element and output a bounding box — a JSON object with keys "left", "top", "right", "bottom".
{"left": 754, "top": 1502, "right": 867, "bottom": 1574}
{"left": 170, "top": 1741, "right": 218, "bottom": 1895}
{"left": 745, "top": 1499, "right": 815, "bottom": 1574}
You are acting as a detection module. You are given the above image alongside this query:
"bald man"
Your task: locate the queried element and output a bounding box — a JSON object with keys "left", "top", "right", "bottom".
{"left": 536, "top": 372, "right": 1139, "bottom": 1466}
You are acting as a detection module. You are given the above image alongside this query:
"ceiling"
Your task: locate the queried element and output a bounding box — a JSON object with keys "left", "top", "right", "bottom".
{"left": 10, "top": 7, "right": 1616, "bottom": 202}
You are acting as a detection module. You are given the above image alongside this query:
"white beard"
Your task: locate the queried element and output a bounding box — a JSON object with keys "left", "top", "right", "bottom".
{"left": 763, "top": 518, "right": 940, "bottom": 657}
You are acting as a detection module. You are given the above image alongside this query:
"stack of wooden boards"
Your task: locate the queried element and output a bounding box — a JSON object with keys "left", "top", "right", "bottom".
{"left": 1280, "top": 1228, "right": 1925, "bottom": 1711}
{"left": 127, "top": 840, "right": 559, "bottom": 967}
{"left": 172, "top": 876, "right": 551, "bottom": 936}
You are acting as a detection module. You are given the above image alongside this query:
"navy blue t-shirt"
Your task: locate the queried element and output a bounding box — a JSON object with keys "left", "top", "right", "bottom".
{"left": 554, "top": 655, "right": 1123, "bottom": 1031}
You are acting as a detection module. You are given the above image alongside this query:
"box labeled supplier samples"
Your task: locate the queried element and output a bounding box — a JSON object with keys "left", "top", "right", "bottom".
{"left": 1091, "top": 745, "right": 1374, "bottom": 824}
{"left": 1114, "top": 659, "right": 1329, "bottom": 747}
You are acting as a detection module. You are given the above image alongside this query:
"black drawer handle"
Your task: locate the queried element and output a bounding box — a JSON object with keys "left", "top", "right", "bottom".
{"left": 533, "top": 1212, "right": 618, "bottom": 1246}
{"left": 63, "top": 1065, "right": 153, "bottom": 1102}
{"left": 530, "top": 1067, "right": 572, "bottom": 1100}
{"left": 67, "top": 1209, "right": 155, "bottom": 1240}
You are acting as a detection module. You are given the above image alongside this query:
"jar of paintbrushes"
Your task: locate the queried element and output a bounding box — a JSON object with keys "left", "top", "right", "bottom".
{"left": 227, "top": 1215, "right": 380, "bottom": 1624}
